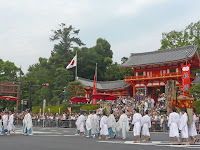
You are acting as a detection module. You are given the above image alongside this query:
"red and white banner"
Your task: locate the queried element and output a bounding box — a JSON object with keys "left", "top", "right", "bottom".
{"left": 66, "top": 54, "right": 77, "bottom": 69}
{"left": 67, "top": 107, "right": 71, "bottom": 114}
{"left": 182, "top": 65, "right": 191, "bottom": 93}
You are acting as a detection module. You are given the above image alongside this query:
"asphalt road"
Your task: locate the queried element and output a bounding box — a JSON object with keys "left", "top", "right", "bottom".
{"left": 0, "top": 126, "right": 199, "bottom": 150}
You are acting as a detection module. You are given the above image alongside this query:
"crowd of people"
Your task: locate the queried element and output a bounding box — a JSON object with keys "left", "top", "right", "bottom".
{"left": 75, "top": 106, "right": 199, "bottom": 145}
{"left": 0, "top": 95, "right": 199, "bottom": 145}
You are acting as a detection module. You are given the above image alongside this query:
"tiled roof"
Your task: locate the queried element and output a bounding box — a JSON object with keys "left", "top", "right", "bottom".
{"left": 121, "top": 45, "right": 198, "bottom": 67}
{"left": 77, "top": 77, "right": 129, "bottom": 90}
{"left": 191, "top": 74, "right": 200, "bottom": 84}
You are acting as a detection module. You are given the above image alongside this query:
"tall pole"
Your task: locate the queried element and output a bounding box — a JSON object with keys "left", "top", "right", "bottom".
{"left": 16, "top": 66, "right": 22, "bottom": 112}
{"left": 75, "top": 51, "right": 78, "bottom": 81}
{"left": 96, "top": 63, "right": 97, "bottom": 88}
{"left": 28, "top": 81, "right": 32, "bottom": 110}
{"left": 186, "top": 50, "right": 188, "bottom": 65}
{"left": 94, "top": 63, "right": 97, "bottom": 105}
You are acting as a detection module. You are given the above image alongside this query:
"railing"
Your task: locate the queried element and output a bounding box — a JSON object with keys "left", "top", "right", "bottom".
{"left": 14, "top": 119, "right": 200, "bottom": 133}
{"left": 125, "top": 72, "right": 182, "bottom": 81}
{"left": 14, "top": 119, "right": 77, "bottom": 128}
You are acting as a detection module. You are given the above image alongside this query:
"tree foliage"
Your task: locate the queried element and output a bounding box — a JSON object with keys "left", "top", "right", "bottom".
{"left": 1, "top": 23, "right": 133, "bottom": 108}
{"left": 66, "top": 81, "right": 85, "bottom": 100}
{"left": 159, "top": 21, "right": 200, "bottom": 50}
{"left": 0, "top": 59, "right": 20, "bottom": 81}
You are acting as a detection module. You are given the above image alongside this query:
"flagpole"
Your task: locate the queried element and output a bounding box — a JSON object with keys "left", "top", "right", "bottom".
{"left": 75, "top": 51, "right": 78, "bottom": 81}
{"left": 96, "top": 63, "right": 97, "bottom": 89}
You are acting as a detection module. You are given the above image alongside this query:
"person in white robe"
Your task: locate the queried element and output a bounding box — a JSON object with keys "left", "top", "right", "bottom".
{"left": 75, "top": 114, "right": 80, "bottom": 135}
{"left": 142, "top": 110, "right": 151, "bottom": 142}
{"left": 107, "top": 110, "right": 116, "bottom": 138}
{"left": 22, "top": 111, "right": 27, "bottom": 134}
{"left": 144, "top": 100, "right": 148, "bottom": 112}
{"left": 1, "top": 112, "right": 8, "bottom": 135}
{"left": 168, "top": 107, "right": 181, "bottom": 145}
{"left": 188, "top": 108, "right": 198, "bottom": 144}
{"left": 24, "top": 110, "right": 33, "bottom": 135}
{"left": 7, "top": 111, "right": 15, "bottom": 135}
{"left": 99, "top": 111, "right": 108, "bottom": 140}
{"left": 86, "top": 111, "right": 93, "bottom": 137}
{"left": 91, "top": 110, "right": 99, "bottom": 138}
{"left": 78, "top": 112, "right": 86, "bottom": 136}
{"left": 132, "top": 108, "right": 142, "bottom": 142}
{"left": 116, "top": 110, "right": 130, "bottom": 139}
{"left": 0, "top": 114, "right": 2, "bottom": 132}
{"left": 179, "top": 108, "right": 190, "bottom": 145}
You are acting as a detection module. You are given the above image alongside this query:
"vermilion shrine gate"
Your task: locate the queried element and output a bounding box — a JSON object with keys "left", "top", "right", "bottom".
{"left": 79, "top": 45, "right": 200, "bottom": 104}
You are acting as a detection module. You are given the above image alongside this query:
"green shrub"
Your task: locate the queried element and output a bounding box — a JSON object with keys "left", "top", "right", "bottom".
{"left": 80, "top": 104, "right": 100, "bottom": 113}
{"left": 195, "top": 100, "right": 200, "bottom": 114}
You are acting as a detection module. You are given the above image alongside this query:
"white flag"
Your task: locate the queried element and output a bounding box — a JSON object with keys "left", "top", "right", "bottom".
{"left": 66, "top": 54, "right": 77, "bottom": 69}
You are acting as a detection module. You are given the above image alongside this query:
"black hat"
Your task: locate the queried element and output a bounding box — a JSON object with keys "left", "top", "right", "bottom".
{"left": 181, "top": 107, "right": 186, "bottom": 112}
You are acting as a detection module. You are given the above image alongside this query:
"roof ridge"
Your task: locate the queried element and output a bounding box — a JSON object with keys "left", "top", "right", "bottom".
{"left": 131, "top": 45, "right": 196, "bottom": 56}
{"left": 77, "top": 77, "right": 125, "bottom": 83}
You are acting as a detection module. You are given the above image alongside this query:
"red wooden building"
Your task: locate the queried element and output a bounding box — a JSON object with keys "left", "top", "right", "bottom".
{"left": 121, "top": 45, "right": 200, "bottom": 102}
{"left": 77, "top": 77, "right": 132, "bottom": 98}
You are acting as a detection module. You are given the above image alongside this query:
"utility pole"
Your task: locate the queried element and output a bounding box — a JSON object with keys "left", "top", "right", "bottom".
{"left": 16, "top": 67, "right": 22, "bottom": 112}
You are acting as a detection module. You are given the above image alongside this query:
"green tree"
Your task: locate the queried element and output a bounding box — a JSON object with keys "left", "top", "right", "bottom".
{"left": 66, "top": 81, "right": 85, "bottom": 101}
{"left": 159, "top": 21, "right": 200, "bottom": 50}
{"left": 190, "top": 84, "right": 200, "bottom": 100}
{"left": 0, "top": 59, "right": 20, "bottom": 81}
{"left": 104, "top": 62, "right": 124, "bottom": 81}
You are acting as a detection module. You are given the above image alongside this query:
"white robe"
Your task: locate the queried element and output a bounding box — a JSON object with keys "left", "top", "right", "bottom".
{"left": 25, "top": 113, "right": 33, "bottom": 130}
{"left": 116, "top": 114, "right": 130, "bottom": 132}
{"left": 2, "top": 115, "right": 8, "bottom": 130}
{"left": 179, "top": 112, "right": 188, "bottom": 138}
{"left": 23, "top": 115, "right": 27, "bottom": 133}
{"left": 188, "top": 114, "right": 197, "bottom": 137}
{"left": 0, "top": 119, "right": 2, "bottom": 132}
{"left": 144, "top": 102, "right": 148, "bottom": 112}
{"left": 91, "top": 114, "right": 99, "bottom": 134}
{"left": 75, "top": 116, "right": 80, "bottom": 130}
{"left": 168, "top": 112, "right": 180, "bottom": 137}
{"left": 142, "top": 115, "right": 151, "bottom": 136}
{"left": 107, "top": 114, "right": 116, "bottom": 132}
{"left": 7, "top": 114, "right": 15, "bottom": 131}
{"left": 100, "top": 116, "right": 108, "bottom": 135}
{"left": 132, "top": 113, "right": 142, "bottom": 136}
{"left": 86, "top": 114, "right": 92, "bottom": 130}
{"left": 78, "top": 115, "right": 85, "bottom": 133}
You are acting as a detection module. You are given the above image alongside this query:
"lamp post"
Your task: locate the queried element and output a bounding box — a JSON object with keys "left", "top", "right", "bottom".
{"left": 63, "top": 86, "right": 67, "bottom": 102}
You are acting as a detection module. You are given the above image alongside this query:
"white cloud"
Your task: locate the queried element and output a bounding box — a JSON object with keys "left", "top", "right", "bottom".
{"left": 115, "top": 0, "right": 168, "bottom": 17}
{"left": 112, "top": 8, "right": 200, "bottom": 64}
{"left": 0, "top": 0, "right": 200, "bottom": 74}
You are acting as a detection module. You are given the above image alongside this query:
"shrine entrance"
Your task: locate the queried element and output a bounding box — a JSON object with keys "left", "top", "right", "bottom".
{"left": 148, "top": 86, "right": 165, "bottom": 104}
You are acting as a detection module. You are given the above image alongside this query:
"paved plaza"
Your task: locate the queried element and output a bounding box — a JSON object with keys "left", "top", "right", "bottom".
{"left": 0, "top": 127, "right": 199, "bottom": 150}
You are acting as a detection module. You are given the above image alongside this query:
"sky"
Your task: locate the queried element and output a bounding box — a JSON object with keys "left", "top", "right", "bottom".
{"left": 1, "top": 0, "right": 200, "bottom": 73}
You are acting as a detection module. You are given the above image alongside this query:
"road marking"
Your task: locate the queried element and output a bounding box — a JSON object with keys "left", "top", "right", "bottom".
{"left": 124, "top": 141, "right": 156, "bottom": 145}
{"left": 33, "top": 135, "right": 76, "bottom": 137}
{"left": 98, "top": 140, "right": 200, "bottom": 149}
{"left": 98, "top": 141, "right": 124, "bottom": 144}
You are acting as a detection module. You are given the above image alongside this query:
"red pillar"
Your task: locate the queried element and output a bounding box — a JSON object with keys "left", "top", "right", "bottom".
{"left": 120, "top": 91, "right": 123, "bottom": 98}
{"left": 133, "top": 85, "right": 136, "bottom": 98}
{"left": 86, "top": 91, "right": 89, "bottom": 98}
